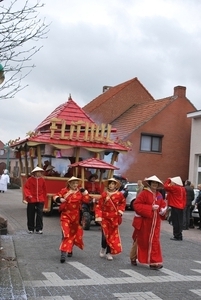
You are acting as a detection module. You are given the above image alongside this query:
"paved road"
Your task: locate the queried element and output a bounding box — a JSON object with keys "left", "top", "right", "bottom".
{"left": 0, "top": 189, "right": 201, "bottom": 300}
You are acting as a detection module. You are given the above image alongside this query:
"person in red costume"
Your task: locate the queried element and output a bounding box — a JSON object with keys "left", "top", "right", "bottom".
{"left": 95, "top": 178, "right": 126, "bottom": 261}
{"left": 24, "top": 166, "right": 47, "bottom": 234}
{"left": 85, "top": 174, "right": 101, "bottom": 194}
{"left": 164, "top": 176, "right": 186, "bottom": 241}
{"left": 133, "top": 175, "right": 167, "bottom": 270}
{"left": 53, "top": 176, "right": 89, "bottom": 263}
{"left": 83, "top": 174, "right": 102, "bottom": 213}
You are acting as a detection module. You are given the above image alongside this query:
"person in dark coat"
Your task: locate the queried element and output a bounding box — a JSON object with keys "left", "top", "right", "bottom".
{"left": 195, "top": 184, "right": 201, "bottom": 229}
{"left": 183, "top": 180, "right": 194, "bottom": 230}
{"left": 164, "top": 176, "right": 186, "bottom": 241}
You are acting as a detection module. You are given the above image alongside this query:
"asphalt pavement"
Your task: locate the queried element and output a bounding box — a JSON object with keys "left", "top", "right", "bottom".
{"left": 1, "top": 189, "right": 201, "bottom": 300}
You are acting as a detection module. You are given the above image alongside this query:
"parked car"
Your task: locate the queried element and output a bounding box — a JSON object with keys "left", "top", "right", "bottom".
{"left": 192, "top": 188, "right": 200, "bottom": 224}
{"left": 124, "top": 183, "right": 138, "bottom": 210}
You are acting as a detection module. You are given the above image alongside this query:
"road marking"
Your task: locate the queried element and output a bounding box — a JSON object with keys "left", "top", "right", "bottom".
{"left": 113, "top": 292, "right": 162, "bottom": 299}
{"left": 190, "top": 289, "right": 201, "bottom": 297}
{"left": 24, "top": 261, "right": 201, "bottom": 287}
{"left": 28, "top": 297, "right": 73, "bottom": 300}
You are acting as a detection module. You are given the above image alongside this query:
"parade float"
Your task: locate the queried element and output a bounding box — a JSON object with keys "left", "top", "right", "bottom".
{"left": 9, "top": 95, "right": 131, "bottom": 217}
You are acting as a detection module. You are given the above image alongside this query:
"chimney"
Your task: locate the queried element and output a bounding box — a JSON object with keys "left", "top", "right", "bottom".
{"left": 103, "top": 86, "right": 112, "bottom": 93}
{"left": 173, "top": 86, "right": 186, "bottom": 98}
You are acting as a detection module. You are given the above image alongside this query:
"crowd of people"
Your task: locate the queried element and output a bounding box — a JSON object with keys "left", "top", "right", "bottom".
{"left": 22, "top": 166, "right": 201, "bottom": 270}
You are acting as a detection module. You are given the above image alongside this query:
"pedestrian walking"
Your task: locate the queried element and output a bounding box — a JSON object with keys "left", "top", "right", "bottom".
{"left": 183, "top": 180, "right": 194, "bottom": 230}
{"left": 133, "top": 175, "right": 167, "bottom": 270}
{"left": 129, "top": 179, "right": 144, "bottom": 266}
{"left": 95, "top": 178, "right": 126, "bottom": 261}
{"left": 164, "top": 176, "right": 186, "bottom": 241}
{"left": 53, "top": 176, "right": 89, "bottom": 263}
{"left": 0, "top": 169, "right": 10, "bottom": 193}
{"left": 24, "top": 167, "right": 47, "bottom": 234}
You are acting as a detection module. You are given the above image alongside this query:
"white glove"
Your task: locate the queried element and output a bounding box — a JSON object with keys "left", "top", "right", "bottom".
{"left": 152, "top": 204, "right": 159, "bottom": 210}
{"left": 60, "top": 197, "right": 65, "bottom": 203}
{"left": 159, "top": 207, "right": 167, "bottom": 216}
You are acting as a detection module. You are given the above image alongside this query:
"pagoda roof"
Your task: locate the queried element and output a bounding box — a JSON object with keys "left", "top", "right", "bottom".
{"left": 69, "top": 158, "right": 119, "bottom": 170}
{"left": 9, "top": 96, "right": 131, "bottom": 153}
{"left": 36, "top": 96, "right": 95, "bottom": 131}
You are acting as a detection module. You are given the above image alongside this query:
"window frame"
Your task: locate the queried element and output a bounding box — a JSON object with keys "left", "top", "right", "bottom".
{"left": 140, "top": 133, "right": 163, "bottom": 153}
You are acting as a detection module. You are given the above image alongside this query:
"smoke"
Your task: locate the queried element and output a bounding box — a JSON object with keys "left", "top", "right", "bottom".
{"left": 114, "top": 153, "right": 134, "bottom": 176}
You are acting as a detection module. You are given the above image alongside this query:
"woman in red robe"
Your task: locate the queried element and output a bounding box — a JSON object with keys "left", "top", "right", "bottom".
{"left": 53, "top": 176, "right": 89, "bottom": 263}
{"left": 133, "top": 175, "right": 167, "bottom": 270}
{"left": 95, "top": 178, "right": 126, "bottom": 261}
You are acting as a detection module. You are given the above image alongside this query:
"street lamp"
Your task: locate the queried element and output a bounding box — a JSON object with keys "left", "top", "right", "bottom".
{"left": 0, "top": 64, "right": 5, "bottom": 84}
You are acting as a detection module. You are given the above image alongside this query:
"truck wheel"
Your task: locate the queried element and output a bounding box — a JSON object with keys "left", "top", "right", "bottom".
{"left": 82, "top": 212, "right": 91, "bottom": 230}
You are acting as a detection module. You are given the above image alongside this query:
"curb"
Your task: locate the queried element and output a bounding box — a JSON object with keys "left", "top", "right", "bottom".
{"left": 0, "top": 235, "right": 27, "bottom": 300}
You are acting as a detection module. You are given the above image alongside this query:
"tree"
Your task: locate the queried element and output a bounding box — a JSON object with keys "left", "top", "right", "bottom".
{"left": 0, "top": 0, "right": 49, "bottom": 100}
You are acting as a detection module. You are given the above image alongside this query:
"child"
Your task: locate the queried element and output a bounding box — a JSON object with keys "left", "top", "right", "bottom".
{"left": 24, "top": 166, "right": 47, "bottom": 234}
{"left": 53, "top": 176, "right": 89, "bottom": 263}
{"left": 95, "top": 178, "right": 126, "bottom": 261}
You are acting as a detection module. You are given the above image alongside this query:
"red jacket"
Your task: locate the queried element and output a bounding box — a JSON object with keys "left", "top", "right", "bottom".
{"left": 164, "top": 179, "right": 186, "bottom": 209}
{"left": 24, "top": 176, "right": 47, "bottom": 203}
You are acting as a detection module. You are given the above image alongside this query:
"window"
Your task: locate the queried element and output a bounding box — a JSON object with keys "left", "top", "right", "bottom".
{"left": 127, "top": 184, "right": 138, "bottom": 192}
{"left": 140, "top": 134, "right": 162, "bottom": 152}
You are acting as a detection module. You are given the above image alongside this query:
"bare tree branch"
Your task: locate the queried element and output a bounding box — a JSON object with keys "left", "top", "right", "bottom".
{"left": 0, "top": 0, "right": 50, "bottom": 100}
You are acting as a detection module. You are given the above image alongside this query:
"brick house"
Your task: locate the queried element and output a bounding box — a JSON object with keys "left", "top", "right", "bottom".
{"left": 83, "top": 77, "right": 197, "bottom": 182}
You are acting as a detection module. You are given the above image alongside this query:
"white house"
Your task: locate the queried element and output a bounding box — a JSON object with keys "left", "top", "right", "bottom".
{"left": 187, "top": 110, "right": 201, "bottom": 186}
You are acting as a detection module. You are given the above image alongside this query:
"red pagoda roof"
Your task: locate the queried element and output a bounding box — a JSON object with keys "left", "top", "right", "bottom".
{"left": 36, "top": 96, "right": 95, "bottom": 131}
{"left": 69, "top": 158, "right": 119, "bottom": 170}
{"left": 9, "top": 96, "right": 131, "bottom": 153}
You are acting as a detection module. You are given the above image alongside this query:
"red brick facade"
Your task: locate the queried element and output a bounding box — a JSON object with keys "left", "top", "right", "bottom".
{"left": 84, "top": 80, "right": 196, "bottom": 183}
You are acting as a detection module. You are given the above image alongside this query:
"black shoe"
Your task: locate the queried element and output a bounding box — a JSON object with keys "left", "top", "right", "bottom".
{"left": 150, "top": 264, "right": 163, "bottom": 270}
{"left": 131, "top": 259, "right": 137, "bottom": 266}
{"left": 197, "top": 227, "right": 201, "bottom": 230}
{"left": 67, "top": 252, "right": 73, "bottom": 257}
{"left": 170, "top": 237, "right": 182, "bottom": 241}
{"left": 60, "top": 252, "right": 66, "bottom": 263}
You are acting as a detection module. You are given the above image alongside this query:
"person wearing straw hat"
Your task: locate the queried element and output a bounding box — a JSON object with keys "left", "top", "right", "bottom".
{"left": 24, "top": 167, "right": 47, "bottom": 234}
{"left": 164, "top": 176, "right": 186, "bottom": 241}
{"left": 95, "top": 178, "right": 126, "bottom": 261}
{"left": 53, "top": 176, "right": 89, "bottom": 263}
{"left": 133, "top": 175, "right": 167, "bottom": 270}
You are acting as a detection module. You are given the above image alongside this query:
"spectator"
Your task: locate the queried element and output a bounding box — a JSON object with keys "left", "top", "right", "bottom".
{"left": 133, "top": 175, "right": 167, "bottom": 270}
{"left": 164, "top": 176, "right": 186, "bottom": 241}
{"left": 24, "top": 167, "right": 47, "bottom": 234}
{"left": 0, "top": 169, "right": 10, "bottom": 193}
{"left": 183, "top": 180, "right": 194, "bottom": 230}
{"left": 136, "top": 180, "right": 144, "bottom": 196}
{"left": 195, "top": 184, "right": 201, "bottom": 229}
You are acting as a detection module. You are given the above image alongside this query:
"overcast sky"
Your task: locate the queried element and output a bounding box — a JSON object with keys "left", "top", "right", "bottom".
{"left": 1, "top": 0, "right": 201, "bottom": 144}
